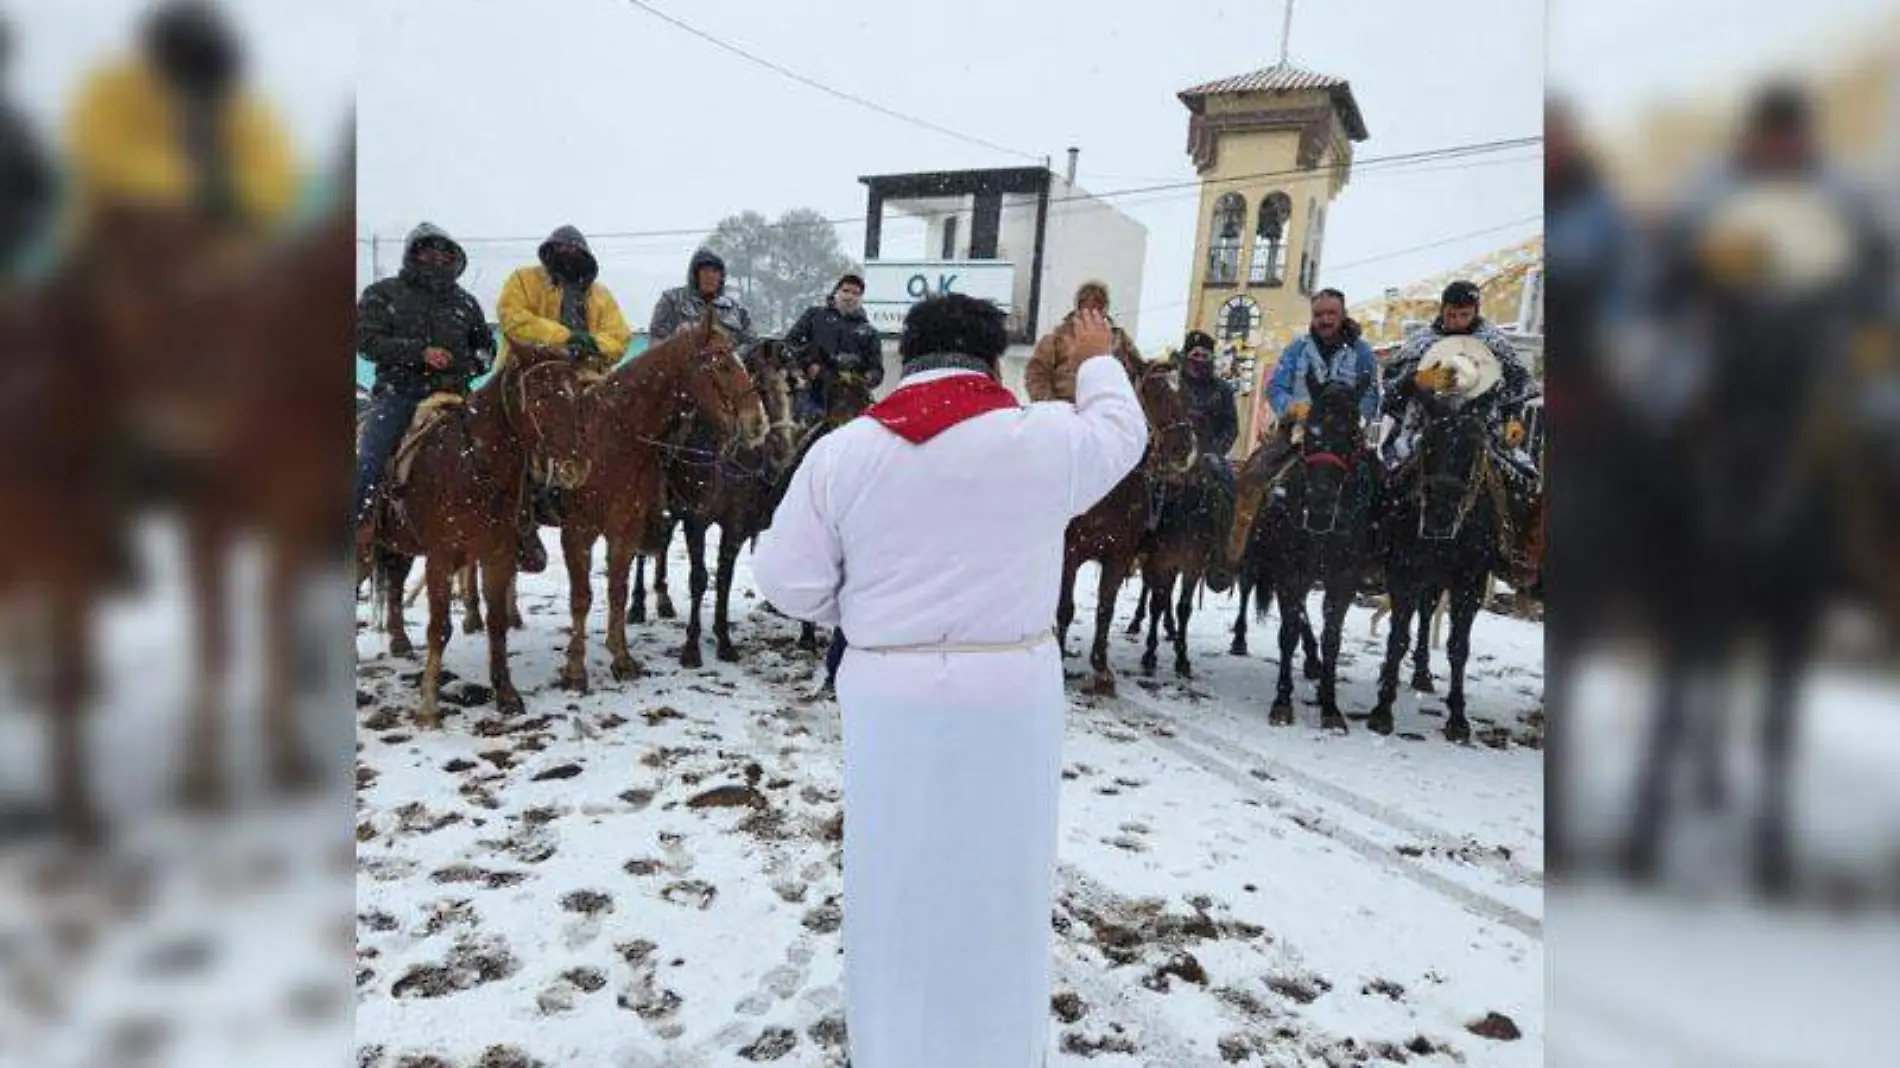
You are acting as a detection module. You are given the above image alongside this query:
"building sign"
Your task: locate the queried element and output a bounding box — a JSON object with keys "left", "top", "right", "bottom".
{"left": 862, "top": 260, "right": 1016, "bottom": 331}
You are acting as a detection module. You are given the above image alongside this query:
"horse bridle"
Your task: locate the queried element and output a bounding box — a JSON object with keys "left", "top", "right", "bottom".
{"left": 1414, "top": 418, "right": 1492, "bottom": 541}
{"left": 501, "top": 355, "right": 582, "bottom": 484}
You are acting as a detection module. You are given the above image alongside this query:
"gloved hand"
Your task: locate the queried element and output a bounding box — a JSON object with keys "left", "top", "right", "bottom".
{"left": 1415, "top": 363, "right": 1458, "bottom": 393}
{"left": 568, "top": 330, "right": 599, "bottom": 353}
{"left": 1285, "top": 400, "right": 1311, "bottom": 423}
{"left": 1503, "top": 420, "right": 1526, "bottom": 448}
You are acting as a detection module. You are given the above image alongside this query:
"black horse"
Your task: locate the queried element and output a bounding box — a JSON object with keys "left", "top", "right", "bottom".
{"left": 1262, "top": 373, "right": 1378, "bottom": 731}
{"left": 1369, "top": 397, "right": 1506, "bottom": 742}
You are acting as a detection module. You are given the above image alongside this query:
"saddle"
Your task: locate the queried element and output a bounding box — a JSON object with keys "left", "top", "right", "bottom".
{"left": 353, "top": 391, "right": 467, "bottom": 540}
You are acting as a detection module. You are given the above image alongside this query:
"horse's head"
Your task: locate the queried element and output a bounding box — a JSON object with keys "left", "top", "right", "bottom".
{"left": 1296, "top": 370, "right": 1371, "bottom": 533}
{"left": 1414, "top": 402, "right": 1491, "bottom": 540}
{"left": 500, "top": 341, "right": 589, "bottom": 489}
{"left": 1137, "top": 364, "right": 1199, "bottom": 484}
{"left": 744, "top": 338, "right": 802, "bottom": 466}
{"left": 677, "top": 308, "right": 768, "bottom": 450}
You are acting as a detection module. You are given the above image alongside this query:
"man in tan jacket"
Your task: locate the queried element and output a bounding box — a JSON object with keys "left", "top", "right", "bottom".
{"left": 1025, "top": 281, "right": 1142, "bottom": 402}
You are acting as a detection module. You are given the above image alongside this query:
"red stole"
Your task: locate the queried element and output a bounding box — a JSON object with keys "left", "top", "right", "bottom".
{"left": 864, "top": 373, "right": 1021, "bottom": 444}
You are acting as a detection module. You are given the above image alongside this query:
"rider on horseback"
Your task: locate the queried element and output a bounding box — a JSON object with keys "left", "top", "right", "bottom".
{"left": 351, "top": 223, "right": 495, "bottom": 552}
{"left": 1380, "top": 280, "right": 1539, "bottom": 480}
{"left": 1025, "top": 281, "right": 1142, "bottom": 402}
{"left": 498, "top": 225, "right": 632, "bottom": 571}
{"left": 650, "top": 246, "right": 754, "bottom": 346}
{"left": 1177, "top": 329, "right": 1240, "bottom": 590}
{"left": 784, "top": 272, "right": 884, "bottom": 424}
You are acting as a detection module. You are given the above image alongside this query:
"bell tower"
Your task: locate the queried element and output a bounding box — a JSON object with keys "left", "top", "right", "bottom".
{"left": 1179, "top": 57, "right": 1367, "bottom": 449}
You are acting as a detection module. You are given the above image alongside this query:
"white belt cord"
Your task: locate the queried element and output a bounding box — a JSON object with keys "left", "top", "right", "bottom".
{"left": 853, "top": 629, "right": 1058, "bottom": 657}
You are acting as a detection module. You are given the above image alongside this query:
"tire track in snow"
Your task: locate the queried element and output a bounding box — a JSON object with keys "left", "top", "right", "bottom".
{"left": 1087, "top": 691, "right": 1543, "bottom": 941}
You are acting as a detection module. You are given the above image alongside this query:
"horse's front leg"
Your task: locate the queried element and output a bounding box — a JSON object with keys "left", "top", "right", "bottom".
{"left": 1057, "top": 551, "right": 1080, "bottom": 658}
{"left": 181, "top": 520, "right": 231, "bottom": 809}
{"left": 1441, "top": 575, "right": 1482, "bottom": 744}
{"left": 628, "top": 555, "right": 648, "bottom": 626}
{"left": 679, "top": 520, "right": 708, "bottom": 670}
{"left": 1172, "top": 570, "right": 1196, "bottom": 678}
{"left": 1317, "top": 574, "right": 1351, "bottom": 734}
{"left": 713, "top": 528, "right": 742, "bottom": 663}
{"left": 1367, "top": 581, "right": 1416, "bottom": 736}
{"left": 1230, "top": 579, "right": 1251, "bottom": 657}
{"left": 605, "top": 535, "right": 643, "bottom": 682}
{"left": 382, "top": 551, "right": 415, "bottom": 659}
{"left": 1090, "top": 556, "right": 1128, "bottom": 696}
{"left": 460, "top": 561, "right": 483, "bottom": 635}
{"left": 559, "top": 529, "right": 594, "bottom": 693}
{"left": 415, "top": 556, "right": 453, "bottom": 730}
{"left": 1141, "top": 568, "right": 1169, "bottom": 676}
{"left": 1269, "top": 582, "right": 1300, "bottom": 726}
{"left": 653, "top": 520, "right": 678, "bottom": 620}
{"left": 483, "top": 551, "right": 524, "bottom": 718}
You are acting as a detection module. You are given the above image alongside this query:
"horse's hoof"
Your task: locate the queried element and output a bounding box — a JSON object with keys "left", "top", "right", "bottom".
{"left": 1366, "top": 708, "right": 1395, "bottom": 736}
{"left": 412, "top": 709, "right": 442, "bottom": 731}
{"left": 1174, "top": 660, "right": 1193, "bottom": 680}
{"left": 389, "top": 637, "right": 416, "bottom": 660}
{"left": 1304, "top": 659, "right": 1324, "bottom": 681}
{"left": 678, "top": 646, "right": 703, "bottom": 671}
{"left": 1229, "top": 640, "right": 1249, "bottom": 657}
{"left": 558, "top": 670, "right": 589, "bottom": 695}
{"left": 611, "top": 657, "right": 643, "bottom": 682}
{"left": 656, "top": 602, "right": 677, "bottom": 621}
{"left": 461, "top": 615, "right": 483, "bottom": 636}
{"left": 495, "top": 688, "right": 526, "bottom": 718}
{"left": 716, "top": 643, "right": 739, "bottom": 664}
{"left": 1411, "top": 673, "right": 1436, "bottom": 694}
{"left": 628, "top": 605, "right": 646, "bottom": 626}
{"left": 1268, "top": 702, "right": 1295, "bottom": 727}
{"left": 509, "top": 613, "right": 525, "bottom": 631}
{"left": 1443, "top": 717, "right": 1472, "bottom": 744}
{"left": 1321, "top": 711, "right": 1349, "bottom": 735}
{"left": 1088, "top": 673, "right": 1117, "bottom": 698}
{"left": 1140, "top": 656, "right": 1157, "bottom": 676}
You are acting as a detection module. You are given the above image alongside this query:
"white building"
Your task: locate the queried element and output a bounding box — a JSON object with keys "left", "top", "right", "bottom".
{"left": 857, "top": 162, "right": 1149, "bottom": 397}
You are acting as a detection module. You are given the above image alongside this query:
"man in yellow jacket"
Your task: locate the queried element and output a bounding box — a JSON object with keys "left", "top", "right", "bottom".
{"left": 63, "top": 1, "right": 297, "bottom": 244}
{"left": 498, "top": 224, "right": 630, "bottom": 570}
{"left": 497, "top": 224, "right": 632, "bottom": 378}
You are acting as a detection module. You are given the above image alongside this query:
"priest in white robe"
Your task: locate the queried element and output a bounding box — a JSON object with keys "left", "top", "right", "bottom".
{"left": 754, "top": 295, "right": 1147, "bottom": 1067}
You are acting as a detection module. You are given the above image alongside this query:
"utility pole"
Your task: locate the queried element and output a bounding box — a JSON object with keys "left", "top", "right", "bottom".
{"left": 370, "top": 233, "right": 382, "bottom": 280}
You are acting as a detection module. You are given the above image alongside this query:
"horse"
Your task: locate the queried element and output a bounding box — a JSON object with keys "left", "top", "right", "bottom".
{"left": 1368, "top": 397, "right": 1508, "bottom": 742}
{"left": 78, "top": 199, "right": 359, "bottom": 809}
{"left": 554, "top": 310, "right": 767, "bottom": 691}
{"left": 1260, "top": 373, "right": 1379, "bottom": 731}
{"left": 1136, "top": 419, "right": 1237, "bottom": 682}
{"left": 1055, "top": 364, "right": 1198, "bottom": 695}
{"left": 632, "top": 338, "right": 800, "bottom": 666}
{"left": 368, "top": 341, "right": 589, "bottom": 727}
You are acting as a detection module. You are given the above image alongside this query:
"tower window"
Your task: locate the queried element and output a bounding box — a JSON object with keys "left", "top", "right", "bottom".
{"left": 1206, "top": 192, "right": 1246, "bottom": 286}
{"left": 1248, "top": 192, "right": 1292, "bottom": 286}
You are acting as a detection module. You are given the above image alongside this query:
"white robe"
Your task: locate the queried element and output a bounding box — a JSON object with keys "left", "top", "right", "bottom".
{"left": 754, "top": 357, "right": 1146, "bottom": 1068}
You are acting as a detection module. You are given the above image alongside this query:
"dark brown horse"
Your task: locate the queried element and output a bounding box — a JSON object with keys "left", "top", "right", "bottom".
{"left": 370, "top": 342, "right": 589, "bottom": 727}
{"left": 1056, "top": 365, "right": 1199, "bottom": 695}
{"left": 632, "top": 338, "right": 800, "bottom": 666}
{"left": 555, "top": 310, "right": 767, "bottom": 690}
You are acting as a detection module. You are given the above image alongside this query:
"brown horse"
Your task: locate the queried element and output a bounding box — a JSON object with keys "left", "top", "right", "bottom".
{"left": 77, "top": 200, "right": 358, "bottom": 810}
{"left": 1056, "top": 365, "right": 1199, "bottom": 696}
{"left": 632, "top": 339, "right": 800, "bottom": 666}
{"left": 370, "top": 341, "right": 589, "bottom": 727}
{"left": 1138, "top": 437, "right": 1233, "bottom": 682}
{"left": 555, "top": 310, "right": 767, "bottom": 690}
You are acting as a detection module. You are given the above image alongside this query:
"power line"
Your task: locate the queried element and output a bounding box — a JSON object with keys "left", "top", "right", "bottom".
{"left": 622, "top": 0, "right": 1040, "bottom": 163}
{"left": 359, "top": 133, "right": 1542, "bottom": 247}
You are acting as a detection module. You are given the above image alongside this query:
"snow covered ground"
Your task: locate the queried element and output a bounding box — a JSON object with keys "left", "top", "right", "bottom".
{"left": 353, "top": 530, "right": 1546, "bottom": 1068}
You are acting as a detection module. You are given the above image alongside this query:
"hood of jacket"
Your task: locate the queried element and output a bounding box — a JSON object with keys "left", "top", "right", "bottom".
{"left": 401, "top": 221, "right": 467, "bottom": 284}
{"left": 688, "top": 246, "right": 726, "bottom": 290}
{"left": 538, "top": 224, "right": 598, "bottom": 287}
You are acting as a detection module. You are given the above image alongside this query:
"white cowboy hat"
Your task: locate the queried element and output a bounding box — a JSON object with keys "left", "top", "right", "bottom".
{"left": 1700, "top": 179, "right": 1855, "bottom": 292}
{"left": 1419, "top": 335, "right": 1503, "bottom": 400}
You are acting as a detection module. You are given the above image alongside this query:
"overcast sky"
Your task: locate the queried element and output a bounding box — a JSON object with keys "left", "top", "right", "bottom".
{"left": 355, "top": 0, "right": 1546, "bottom": 347}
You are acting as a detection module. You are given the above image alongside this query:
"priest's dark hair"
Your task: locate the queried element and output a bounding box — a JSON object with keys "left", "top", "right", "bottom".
{"left": 899, "top": 293, "right": 1010, "bottom": 367}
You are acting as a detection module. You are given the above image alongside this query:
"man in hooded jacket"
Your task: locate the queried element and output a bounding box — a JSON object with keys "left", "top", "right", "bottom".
{"left": 784, "top": 272, "right": 884, "bottom": 424}
{"left": 63, "top": 0, "right": 296, "bottom": 242}
{"left": 0, "top": 17, "right": 54, "bottom": 275}
{"left": 351, "top": 223, "right": 495, "bottom": 545}
{"left": 649, "top": 246, "right": 753, "bottom": 345}
{"left": 497, "top": 226, "right": 632, "bottom": 571}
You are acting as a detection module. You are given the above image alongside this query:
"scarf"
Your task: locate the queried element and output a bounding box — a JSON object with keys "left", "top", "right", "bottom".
{"left": 866, "top": 366, "right": 1019, "bottom": 444}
